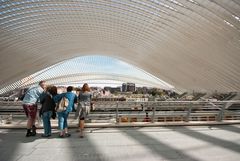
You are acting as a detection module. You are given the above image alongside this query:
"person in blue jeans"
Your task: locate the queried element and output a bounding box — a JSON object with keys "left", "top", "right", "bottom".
{"left": 39, "top": 86, "right": 57, "bottom": 137}
{"left": 54, "top": 86, "right": 77, "bottom": 138}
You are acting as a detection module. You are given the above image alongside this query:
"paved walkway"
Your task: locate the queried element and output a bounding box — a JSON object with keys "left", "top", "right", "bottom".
{"left": 0, "top": 125, "right": 240, "bottom": 161}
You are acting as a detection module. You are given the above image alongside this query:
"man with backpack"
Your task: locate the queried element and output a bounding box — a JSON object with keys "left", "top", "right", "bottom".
{"left": 54, "top": 86, "right": 77, "bottom": 138}
{"left": 22, "top": 81, "right": 47, "bottom": 137}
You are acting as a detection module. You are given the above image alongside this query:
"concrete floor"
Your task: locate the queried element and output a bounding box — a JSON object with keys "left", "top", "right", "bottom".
{"left": 0, "top": 125, "right": 240, "bottom": 161}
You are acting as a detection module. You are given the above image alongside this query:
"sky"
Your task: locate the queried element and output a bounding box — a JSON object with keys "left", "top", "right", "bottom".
{"left": 27, "top": 55, "right": 174, "bottom": 89}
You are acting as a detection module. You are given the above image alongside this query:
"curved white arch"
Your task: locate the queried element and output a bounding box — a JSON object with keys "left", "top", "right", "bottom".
{"left": 0, "top": 0, "right": 240, "bottom": 92}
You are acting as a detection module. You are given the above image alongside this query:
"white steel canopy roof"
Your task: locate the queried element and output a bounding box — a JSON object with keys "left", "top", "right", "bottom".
{"left": 0, "top": 0, "right": 240, "bottom": 92}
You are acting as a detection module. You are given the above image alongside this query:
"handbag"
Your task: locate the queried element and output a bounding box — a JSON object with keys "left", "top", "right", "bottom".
{"left": 56, "top": 96, "right": 69, "bottom": 112}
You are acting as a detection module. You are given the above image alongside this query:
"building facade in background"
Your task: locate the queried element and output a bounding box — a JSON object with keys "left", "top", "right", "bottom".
{"left": 122, "top": 83, "right": 135, "bottom": 92}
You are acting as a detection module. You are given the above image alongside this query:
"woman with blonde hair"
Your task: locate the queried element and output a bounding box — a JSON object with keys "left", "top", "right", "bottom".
{"left": 75, "top": 83, "right": 92, "bottom": 138}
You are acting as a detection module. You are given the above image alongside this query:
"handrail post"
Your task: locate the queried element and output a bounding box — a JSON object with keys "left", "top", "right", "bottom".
{"left": 186, "top": 102, "right": 192, "bottom": 122}
{"left": 151, "top": 103, "right": 155, "bottom": 123}
{"left": 116, "top": 101, "right": 119, "bottom": 124}
{"left": 0, "top": 115, "right": 2, "bottom": 124}
{"left": 218, "top": 103, "right": 226, "bottom": 122}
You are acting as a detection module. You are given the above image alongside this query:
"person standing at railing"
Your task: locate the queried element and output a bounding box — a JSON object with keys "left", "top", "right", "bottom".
{"left": 39, "top": 86, "right": 57, "bottom": 137}
{"left": 22, "top": 81, "right": 47, "bottom": 137}
{"left": 75, "top": 83, "right": 92, "bottom": 138}
{"left": 54, "top": 86, "right": 78, "bottom": 138}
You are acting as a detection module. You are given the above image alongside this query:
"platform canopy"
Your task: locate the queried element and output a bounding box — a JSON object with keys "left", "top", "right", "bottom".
{"left": 0, "top": 0, "right": 240, "bottom": 92}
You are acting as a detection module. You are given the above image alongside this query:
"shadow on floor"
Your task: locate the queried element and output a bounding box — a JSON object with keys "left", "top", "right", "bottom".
{"left": 120, "top": 127, "right": 200, "bottom": 161}
{"left": 167, "top": 126, "right": 240, "bottom": 154}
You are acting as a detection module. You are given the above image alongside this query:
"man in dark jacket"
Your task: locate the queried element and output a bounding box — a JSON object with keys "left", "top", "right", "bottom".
{"left": 40, "top": 86, "right": 57, "bottom": 137}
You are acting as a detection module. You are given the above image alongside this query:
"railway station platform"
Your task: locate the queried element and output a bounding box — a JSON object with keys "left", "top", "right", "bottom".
{"left": 0, "top": 125, "right": 240, "bottom": 161}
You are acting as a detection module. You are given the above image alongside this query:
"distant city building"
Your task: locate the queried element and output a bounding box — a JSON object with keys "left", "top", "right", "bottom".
{"left": 110, "top": 87, "right": 121, "bottom": 93}
{"left": 122, "top": 83, "right": 127, "bottom": 92}
{"left": 136, "top": 87, "right": 148, "bottom": 94}
{"left": 104, "top": 86, "right": 121, "bottom": 93}
{"left": 127, "top": 83, "right": 135, "bottom": 92}
{"left": 122, "top": 83, "right": 135, "bottom": 92}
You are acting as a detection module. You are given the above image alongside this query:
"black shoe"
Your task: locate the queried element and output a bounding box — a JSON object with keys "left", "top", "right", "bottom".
{"left": 65, "top": 133, "right": 71, "bottom": 137}
{"left": 26, "top": 132, "right": 33, "bottom": 137}
{"left": 32, "top": 125, "right": 37, "bottom": 136}
{"left": 41, "top": 134, "right": 49, "bottom": 137}
{"left": 31, "top": 131, "right": 36, "bottom": 136}
{"left": 59, "top": 134, "right": 65, "bottom": 138}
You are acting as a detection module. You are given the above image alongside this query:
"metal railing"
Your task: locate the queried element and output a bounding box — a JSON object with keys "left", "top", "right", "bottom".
{"left": 0, "top": 100, "right": 240, "bottom": 124}
{"left": 90, "top": 101, "right": 240, "bottom": 123}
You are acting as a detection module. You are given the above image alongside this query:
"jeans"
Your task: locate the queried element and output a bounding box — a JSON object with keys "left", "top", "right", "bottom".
{"left": 57, "top": 111, "right": 69, "bottom": 130}
{"left": 42, "top": 111, "right": 52, "bottom": 136}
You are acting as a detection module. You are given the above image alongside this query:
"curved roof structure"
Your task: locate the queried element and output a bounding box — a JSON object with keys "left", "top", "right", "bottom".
{"left": 0, "top": 0, "right": 240, "bottom": 92}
